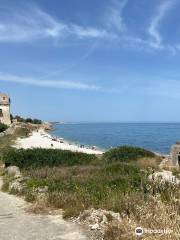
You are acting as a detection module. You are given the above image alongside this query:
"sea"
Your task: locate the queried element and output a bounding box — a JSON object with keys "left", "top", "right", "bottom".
{"left": 52, "top": 122, "right": 180, "bottom": 154}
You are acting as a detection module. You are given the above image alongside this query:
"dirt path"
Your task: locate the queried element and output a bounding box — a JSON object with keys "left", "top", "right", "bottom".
{"left": 0, "top": 178, "right": 89, "bottom": 240}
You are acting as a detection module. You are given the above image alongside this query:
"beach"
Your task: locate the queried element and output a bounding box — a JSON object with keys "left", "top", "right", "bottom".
{"left": 14, "top": 129, "right": 103, "bottom": 155}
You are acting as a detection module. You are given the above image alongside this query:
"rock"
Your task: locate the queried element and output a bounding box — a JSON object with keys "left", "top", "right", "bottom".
{"left": 35, "top": 186, "right": 48, "bottom": 194}
{"left": 6, "top": 166, "right": 21, "bottom": 178}
{"left": 78, "top": 208, "right": 121, "bottom": 229}
{"left": 148, "top": 170, "right": 180, "bottom": 184}
{"left": 9, "top": 180, "right": 23, "bottom": 193}
{"left": 91, "top": 223, "right": 100, "bottom": 230}
{"left": 102, "top": 214, "right": 108, "bottom": 225}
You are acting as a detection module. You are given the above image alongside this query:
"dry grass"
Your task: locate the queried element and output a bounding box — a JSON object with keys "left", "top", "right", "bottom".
{"left": 26, "top": 200, "right": 50, "bottom": 215}
{"left": 136, "top": 157, "right": 162, "bottom": 170}
{"left": 104, "top": 195, "right": 180, "bottom": 240}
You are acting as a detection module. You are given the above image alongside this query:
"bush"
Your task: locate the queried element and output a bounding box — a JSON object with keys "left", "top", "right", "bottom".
{"left": 33, "top": 119, "right": 42, "bottom": 124}
{"left": 0, "top": 123, "right": 8, "bottom": 133}
{"left": 3, "top": 148, "right": 97, "bottom": 169}
{"left": 14, "top": 115, "right": 42, "bottom": 124}
{"left": 103, "top": 146, "right": 155, "bottom": 163}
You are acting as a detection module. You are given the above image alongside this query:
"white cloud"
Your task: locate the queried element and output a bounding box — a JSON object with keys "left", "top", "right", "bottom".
{"left": 0, "top": 72, "right": 124, "bottom": 93}
{"left": 0, "top": 1, "right": 178, "bottom": 56}
{"left": 0, "top": 5, "right": 113, "bottom": 43}
{"left": 148, "top": 0, "right": 176, "bottom": 48}
{"left": 0, "top": 7, "right": 66, "bottom": 42}
{"left": 0, "top": 73, "right": 103, "bottom": 91}
{"left": 106, "top": 0, "right": 128, "bottom": 31}
{"left": 71, "top": 25, "right": 111, "bottom": 39}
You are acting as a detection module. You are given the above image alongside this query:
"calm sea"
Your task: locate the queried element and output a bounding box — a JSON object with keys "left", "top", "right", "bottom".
{"left": 52, "top": 123, "right": 180, "bottom": 154}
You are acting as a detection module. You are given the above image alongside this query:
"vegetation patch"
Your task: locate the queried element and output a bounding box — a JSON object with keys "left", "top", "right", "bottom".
{"left": 19, "top": 162, "right": 148, "bottom": 217}
{"left": 3, "top": 148, "right": 97, "bottom": 168}
{"left": 103, "top": 146, "right": 155, "bottom": 163}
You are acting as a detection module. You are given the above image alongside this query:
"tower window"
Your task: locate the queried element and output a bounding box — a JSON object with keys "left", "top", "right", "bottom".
{"left": 3, "top": 97, "right": 5, "bottom": 100}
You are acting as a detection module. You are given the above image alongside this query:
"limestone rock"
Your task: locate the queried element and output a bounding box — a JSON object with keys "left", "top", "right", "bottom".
{"left": 78, "top": 208, "right": 121, "bottom": 229}
{"left": 6, "top": 166, "right": 21, "bottom": 178}
{"left": 148, "top": 170, "right": 180, "bottom": 184}
{"left": 90, "top": 223, "right": 100, "bottom": 230}
{"left": 9, "top": 180, "right": 23, "bottom": 193}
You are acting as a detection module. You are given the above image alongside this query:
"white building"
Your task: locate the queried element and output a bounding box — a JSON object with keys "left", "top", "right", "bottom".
{"left": 0, "top": 93, "right": 11, "bottom": 125}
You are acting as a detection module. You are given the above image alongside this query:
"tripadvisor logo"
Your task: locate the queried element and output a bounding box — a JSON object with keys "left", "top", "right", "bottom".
{"left": 135, "top": 227, "right": 173, "bottom": 236}
{"left": 135, "top": 227, "right": 143, "bottom": 236}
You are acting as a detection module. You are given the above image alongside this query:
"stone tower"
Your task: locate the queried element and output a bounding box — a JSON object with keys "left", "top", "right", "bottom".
{"left": 0, "top": 93, "right": 11, "bottom": 125}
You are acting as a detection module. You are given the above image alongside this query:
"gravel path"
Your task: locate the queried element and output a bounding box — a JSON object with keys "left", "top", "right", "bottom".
{"left": 0, "top": 178, "right": 89, "bottom": 240}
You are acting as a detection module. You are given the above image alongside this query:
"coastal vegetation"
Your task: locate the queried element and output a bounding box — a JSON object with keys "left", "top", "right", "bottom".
{"left": 0, "top": 131, "right": 179, "bottom": 239}
{"left": 12, "top": 115, "right": 42, "bottom": 124}
{"left": 3, "top": 148, "right": 97, "bottom": 168}
{"left": 103, "top": 146, "right": 156, "bottom": 163}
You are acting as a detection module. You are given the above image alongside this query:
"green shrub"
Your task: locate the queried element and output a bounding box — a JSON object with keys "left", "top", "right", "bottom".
{"left": 0, "top": 123, "right": 8, "bottom": 133}
{"left": 103, "top": 146, "right": 155, "bottom": 163}
{"left": 3, "top": 148, "right": 97, "bottom": 169}
{"left": 14, "top": 115, "right": 42, "bottom": 124}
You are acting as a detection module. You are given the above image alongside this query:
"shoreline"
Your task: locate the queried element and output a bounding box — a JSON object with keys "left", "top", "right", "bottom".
{"left": 14, "top": 129, "right": 104, "bottom": 155}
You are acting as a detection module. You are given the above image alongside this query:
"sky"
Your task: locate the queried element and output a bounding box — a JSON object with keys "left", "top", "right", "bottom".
{"left": 1, "top": 0, "right": 180, "bottom": 122}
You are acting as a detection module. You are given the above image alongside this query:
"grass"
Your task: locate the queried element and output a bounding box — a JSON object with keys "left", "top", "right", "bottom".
{"left": 104, "top": 194, "right": 180, "bottom": 240}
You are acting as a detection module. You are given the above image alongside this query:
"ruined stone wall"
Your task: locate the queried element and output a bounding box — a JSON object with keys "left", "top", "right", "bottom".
{"left": 170, "top": 145, "right": 180, "bottom": 166}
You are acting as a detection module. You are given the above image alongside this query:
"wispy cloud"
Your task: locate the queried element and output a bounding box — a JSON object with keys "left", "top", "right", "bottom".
{"left": 0, "top": 5, "right": 113, "bottom": 43}
{"left": 0, "top": 1, "right": 178, "bottom": 55}
{"left": 0, "top": 73, "right": 103, "bottom": 91}
{"left": 106, "top": 0, "right": 128, "bottom": 31}
{"left": 148, "top": 0, "right": 176, "bottom": 49}
{"left": 0, "top": 73, "right": 123, "bottom": 94}
{"left": 0, "top": 7, "right": 66, "bottom": 42}
{"left": 103, "top": 0, "right": 178, "bottom": 54}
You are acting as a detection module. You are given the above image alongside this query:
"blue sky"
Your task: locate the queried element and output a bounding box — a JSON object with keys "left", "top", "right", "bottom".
{"left": 1, "top": 0, "right": 180, "bottom": 122}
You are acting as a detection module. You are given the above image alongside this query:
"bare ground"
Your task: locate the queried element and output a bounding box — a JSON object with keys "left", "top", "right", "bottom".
{"left": 0, "top": 178, "right": 89, "bottom": 240}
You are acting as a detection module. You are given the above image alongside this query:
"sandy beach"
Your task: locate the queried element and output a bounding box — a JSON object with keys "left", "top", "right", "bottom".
{"left": 14, "top": 130, "right": 104, "bottom": 155}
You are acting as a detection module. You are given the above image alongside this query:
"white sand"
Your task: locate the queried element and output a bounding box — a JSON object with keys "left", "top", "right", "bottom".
{"left": 14, "top": 130, "right": 103, "bottom": 155}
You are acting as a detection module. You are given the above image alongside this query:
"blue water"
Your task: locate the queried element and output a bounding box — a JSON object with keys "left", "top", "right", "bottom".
{"left": 52, "top": 123, "right": 180, "bottom": 154}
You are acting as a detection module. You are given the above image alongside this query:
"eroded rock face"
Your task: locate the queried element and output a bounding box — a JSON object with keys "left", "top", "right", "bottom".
{"left": 6, "top": 166, "right": 21, "bottom": 178}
